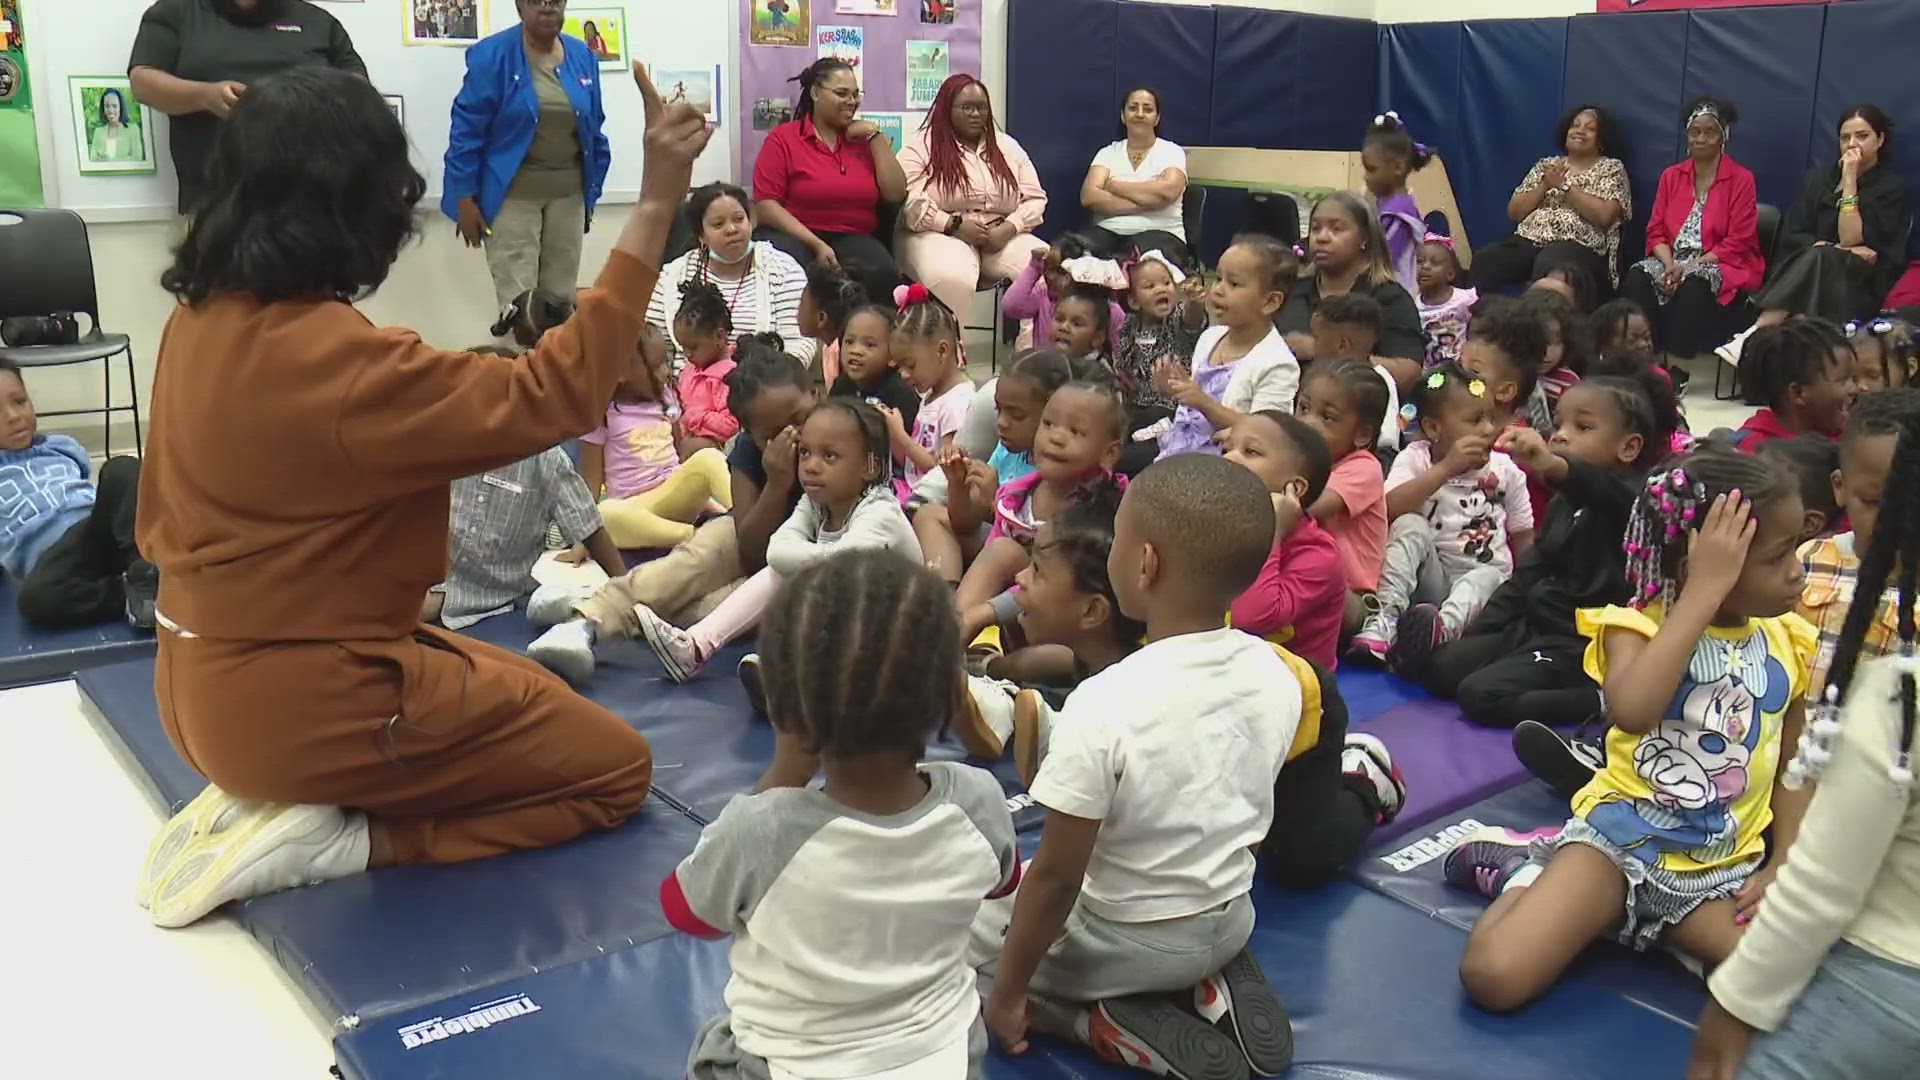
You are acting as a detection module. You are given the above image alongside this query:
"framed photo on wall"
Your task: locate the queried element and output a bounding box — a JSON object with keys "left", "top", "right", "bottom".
{"left": 646, "top": 64, "right": 720, "bottom": 123}
{"left": 68, "top": 75, "right": 155, "bottom": 175}
{"left": 384, "top": 95, "right": 405, "bottom": 126}
{"left": 405, "top": 0, "right": 485, "bottom": 47}
{"left": 564, "top": 8, "right": 628, "bottom": 71}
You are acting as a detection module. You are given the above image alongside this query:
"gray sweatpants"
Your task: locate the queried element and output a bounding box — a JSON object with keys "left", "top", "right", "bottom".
{"left": 969, "top": 888, "right": 1255, "bottom": 1039}
{"left": 1361, "top": 513, "right": 1507, "bottom": 646}
{"left": 687, "top": 1013, "right": 987, "bottom": 1080}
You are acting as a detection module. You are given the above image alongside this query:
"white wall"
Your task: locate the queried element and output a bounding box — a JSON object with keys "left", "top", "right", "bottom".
{"left": 1375, "top": 0, "right": 1594, "bottom": 21}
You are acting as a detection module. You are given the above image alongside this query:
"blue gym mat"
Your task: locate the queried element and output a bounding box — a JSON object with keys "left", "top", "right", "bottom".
{"left": 332, "top": 878, "right": 1696, "bottom": 1080}
{"left": 1356, "top": 779, "right": 1709, "bottom": 1024}
{"left": 0, "top": 577, "right": 154, "bottom": 689}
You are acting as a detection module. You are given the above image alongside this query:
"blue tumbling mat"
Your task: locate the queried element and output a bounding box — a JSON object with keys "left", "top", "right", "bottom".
{"left": 1356, "top": 779, "right": 1709, "bottom": 1025}
{"left": 0, "top": 577, "right": 154, "bottom": 689}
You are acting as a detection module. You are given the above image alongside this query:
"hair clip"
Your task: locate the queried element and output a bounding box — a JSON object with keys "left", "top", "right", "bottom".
{"left": 1425, "top": 372, "right": 1446, "bottom": 390}
{"left": 1064, "top": 255, "right": 1128, "bottom": 290}
{"left": 1291, "top": 242, "right": 1307, "bottom": 258}
{"left": 892, "top": 282, "right": 932, "bottom": 312}
{"left": 1422, "top": 232, "right": 1455, "bottom": 250}
{"left": 1467, "top": 379, "right": 1487, "bottom": 398}
{"left": 1399, "top": 402, "right": 1419, "bottom": 423}
{"left": 1374, "top": 110, "right": 1401, "bottom": 128}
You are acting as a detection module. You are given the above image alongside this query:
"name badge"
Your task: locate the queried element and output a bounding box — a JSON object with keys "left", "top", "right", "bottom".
{"left": 270, "top": 23, "right": 302, "bottom": 32}
{"left": 482, "top": 474, "right": 525, "bottom": 495}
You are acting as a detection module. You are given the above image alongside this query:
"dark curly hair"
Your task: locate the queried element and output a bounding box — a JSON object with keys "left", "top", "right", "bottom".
{"left": 1055, "top": 283, "right": 1116, "bottom": 361}
{"left": 1314, "top": 292, "right": 1385, "bottom": 336}
{"left": 803, "top": 397, "right": 891, "bottom": 491}
{"left": 675, "top": 280, "right": 734, "bottom": 336}
{"left": 1582, "top": 358, "right": 1681, "bottom": 470}
{"left": 1301, "top": 358, "right": 1390, "bottom": 446}
{"left": 725, "top": 338, "right": 812, "bottom": 423}
{"left": 1365, "top": 111, "right": 1434, "bottom": 173}
{"left": 803, "top": 260, "right": 866, "bottom": 340}
{"left": 1555, "top": 103, "right": 1624, "bottom": 160}
{"left": 162, "top": 66, "right": 426, "bottom": 304}
{"left": 1590, "top": 298, "right": 1650, "bottom": 361}
{"left": 1739, "top": 318, "right": 1853, "bottom": 411}
{"left": 1035, "top": 476, "right": 1145, "bottom": 645}
{"left": 1623, "top": 440, "right": 1791, "bottom": 609}
{"left": 1521, "top": 287, "right": 1594, "bottom": 377}
{"left": 758, "top": 550, "right": 961, "bottom": 761}
{"left": 1469, "top": 295, "right": 1551, "bottom": 400}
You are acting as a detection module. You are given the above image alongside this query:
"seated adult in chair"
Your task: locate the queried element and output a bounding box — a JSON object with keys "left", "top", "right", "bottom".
{"left": 1277, "top": 191, "right": 1426, "bottom": 391}
{"left": 896, "top": 74, "right": 1048, "bottom": 318}
{"left": 751, "top": 58, "right": 905, "bottom": 306}
{"left": 129, "top": 66, "right": 709, "bottom": 930}
{"left": 1619, "top": 98, "right": 1762, "bottom": 365}
{"left": 1472, "top": 105, "right": 1631, "bottom": 298}
{"left": 1079, "top": 85, "right": 1191, "bottom": 267}
{"left": 649, "top": 182, "right": 814, "bottom": 368}
{"left": 1732, "top": 105, "right": 1911, "bottom": 357}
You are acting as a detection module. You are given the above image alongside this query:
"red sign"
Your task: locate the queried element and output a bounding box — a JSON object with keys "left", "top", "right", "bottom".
{"left": 1599, "top": 0, "right": 1842, "bottom": 11}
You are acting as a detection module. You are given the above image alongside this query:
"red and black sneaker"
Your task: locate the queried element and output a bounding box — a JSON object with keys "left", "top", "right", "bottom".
{"left": 1088, "top": 994, "right": 1249, "bottom": 1080}
{"left": 1192, "top": 950, "right": 1293, "bottom": 1076}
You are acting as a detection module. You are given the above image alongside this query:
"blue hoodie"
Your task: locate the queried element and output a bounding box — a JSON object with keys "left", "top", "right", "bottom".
{"left": 0, "top": 433, "right": 94, "bottom": 578}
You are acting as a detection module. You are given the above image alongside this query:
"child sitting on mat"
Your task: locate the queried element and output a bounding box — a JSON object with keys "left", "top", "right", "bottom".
{"left": 1731, "top": 320, "right": 1857, "bottom": 451}
{"left": 1520, "top": 288, "right": 1591, "bottom": 430}
{"left": 796, "top": 260, "right": 866, "bottom": 386}
{"left": 1846, "top": 313, "right": 1917, "bottom": 394}
{"left": 973, "top": 454, "right": 1296, "bottom": 1076}
{"left": 1309, "top": 293, "right": 1405, "bottom": 451}
{"left": 524, "top": 349, "right": 818, "bottom": 682}
{"left": 1295, "top": 359, "right": 1392, "bottom": 635}
{"left": 670, "top": 282, "right": 747, "bottom": 455}
{"left": 634, "top": 400, "right": 921, "bottom": 683}
{"left": 879, "top": 286, "right": 975, "bottom": 496}
{"left": 1400, "top": 372, "right": 1670, "bottom": 748}
{"left": 1590, "top": 298, "right": 1655, "bottom": 370}
{"left": 1050, "top": 282, "right": 1120, "bottom": 372}
{"left": 1152, "top": 234, "right": 1301, "bottom": 459}
{"left": 826, "top": 302, "right": 919, "bottom": 432}
{"left": 1762, "top": 436, "right": 1842, "bottom": 544}
{"left": 1350, "top": 362, "right": 1535, "bottom": 668}
{"left": 424, "top": 347, "right": 626, "bottom": 629}
{"left": 1443, "top": 443, "right": 1816, "bottom": 1014}
{"left": 667, "top": 553, "right": 1018, "bottom": 1080}
{"left": 1688, "top": 410, "right": 1920, "bottom": 1080}
{"left": 1005, "top": 232, "right": 1126, "bottom": 354}
{"left": 1416, "top": 234, "right": 1475, "bottom": 370}
{"left": 1221, "top": 410, "right": 1346, "bottom": 672}
{"left": 0, "top": 357, "right": 157, "bottom": 630}
{"left": 576, "top": 323, "right": 734, "bottom": 552}
{"left": 1114, "top": 250, "right": 1208, "bottom": 474}
{"left": 915, "top": 349, "right": 1092, "bottom": 586}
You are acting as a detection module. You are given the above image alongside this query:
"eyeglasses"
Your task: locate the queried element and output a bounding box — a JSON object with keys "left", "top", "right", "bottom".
{"left": 824, "top": 87, "right": 862, "bottom": 103}
{"left": 527, "top": 0, "right": 566, "bottom": 10}
{"left": 953, "top": 102, "right": 990, "bottom": 116}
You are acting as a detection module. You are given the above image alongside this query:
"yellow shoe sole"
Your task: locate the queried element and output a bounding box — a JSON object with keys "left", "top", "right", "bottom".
{"left": 135, "top": 783, "right": 238, "bottom": 909}
{"left": 147, "top": 802, "right": 333, "bottom": 929}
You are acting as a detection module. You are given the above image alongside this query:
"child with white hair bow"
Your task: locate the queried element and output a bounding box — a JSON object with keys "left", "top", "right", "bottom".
{"left": 1113, "top": 249, "right": 1209, "bottom": 473}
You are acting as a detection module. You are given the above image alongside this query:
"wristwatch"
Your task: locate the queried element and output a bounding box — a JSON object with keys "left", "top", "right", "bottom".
{"left": 944, "top": 216, "right": 962, "bottom": 237}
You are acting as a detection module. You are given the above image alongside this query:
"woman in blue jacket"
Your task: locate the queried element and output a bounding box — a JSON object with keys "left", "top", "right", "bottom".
{"left": 443, "top": 0, "right": 612, "bottom": 309}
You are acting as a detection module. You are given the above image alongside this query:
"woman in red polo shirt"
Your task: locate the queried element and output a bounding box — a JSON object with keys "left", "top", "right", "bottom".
{"left": 752, "top": 58, "right": 906, "bottom": 305}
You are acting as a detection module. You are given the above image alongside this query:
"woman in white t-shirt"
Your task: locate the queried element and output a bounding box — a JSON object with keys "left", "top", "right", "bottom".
{"left": 1079, "top": 86, "right": 1191, "bottom": 267}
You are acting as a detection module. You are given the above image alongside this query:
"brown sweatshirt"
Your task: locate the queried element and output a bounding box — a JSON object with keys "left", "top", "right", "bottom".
{"left": 136, "top": 252, "right": 659, "bottom": 642}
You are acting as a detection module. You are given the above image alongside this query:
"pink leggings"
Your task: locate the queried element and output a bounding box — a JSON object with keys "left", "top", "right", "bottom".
{"left": 687, "top": 566, "right": 780, "bottom": 658}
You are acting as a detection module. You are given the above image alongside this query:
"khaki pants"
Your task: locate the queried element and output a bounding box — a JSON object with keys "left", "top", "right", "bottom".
{"left": 576, "top": 516, "right": 744, "bottom": 635}
{"left": 484, "top": 192, "right": 588, "bottom": 310}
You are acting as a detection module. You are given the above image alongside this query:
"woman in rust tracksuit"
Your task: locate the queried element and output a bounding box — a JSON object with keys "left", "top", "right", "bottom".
{"left": 131, "top": 64, "right": 712, "bottom": 928}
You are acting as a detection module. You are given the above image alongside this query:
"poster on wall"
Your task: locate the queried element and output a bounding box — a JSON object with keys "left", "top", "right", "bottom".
{"left": 835, "top": 0, "right": 894, "bottom": 14}
{"left": 752, "top": 96, "right": 794, "bottom": 131}
{"left": 864, "top": 111, "right": 904, "bottom": 150}
{"left": 815, "top": 25, "right": 864, "bottom": 83}
{"left": 405, "top": 0, "right": 485, "bottom": 46}
{"left": 68, "top": 76, "right": 156, "bottom": 175}
{"left": 751, "top": 0, "right": 809, "bottom": 46}
{"left": 904, "top": 40, "right": 946, "bottom": 109}
{"left": 649, "top": 64, "right": 720, "bottom": 123}
{"left": 0, "top": 0, "right": 40, "bottom": 205}
{"left": 920, "top": 0, "right": 953, "bottom": 24}
{"left": 1597, "top": 0, "right": 1839, "bottom": 10}
{"left": 564, "top": 8, "right": 628, "bottom": 70}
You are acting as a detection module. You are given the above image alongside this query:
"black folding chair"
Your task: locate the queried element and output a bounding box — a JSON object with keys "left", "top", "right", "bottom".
{"left": 0, "top": 208, "right": 141, "bottom": 455}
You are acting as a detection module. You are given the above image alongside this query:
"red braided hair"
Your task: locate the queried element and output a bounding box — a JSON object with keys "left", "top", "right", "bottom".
{"left": 919, "top": 74, "right": 1019, "bottom": 200}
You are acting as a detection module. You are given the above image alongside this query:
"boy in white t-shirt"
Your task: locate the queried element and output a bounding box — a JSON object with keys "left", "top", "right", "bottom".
{"left": 975, "top": 454, "right": 1297, "bottom": 1078}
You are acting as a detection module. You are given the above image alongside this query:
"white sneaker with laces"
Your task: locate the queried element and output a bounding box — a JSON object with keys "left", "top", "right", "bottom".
{"left": 635, "top": 605, "right": 702, "bottom": 682}
{"left": 527, "top": 582, "right": 596, "bottom": 627}
{"left": 149, "top": 803, "right": 370, "bottom": 929}
{"left": 1342, "top": 733, "right": 1407, "bottom": 823}
{"left": 528, "top": 619, "right": 597, "bottom": 683}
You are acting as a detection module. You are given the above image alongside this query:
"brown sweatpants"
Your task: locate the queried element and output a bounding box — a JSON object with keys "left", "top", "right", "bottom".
{"left": 156, "top": 623, "right": 653, "bottom": 866}
{"left": 575, "top": 515, "right": 745, "bottom": 635}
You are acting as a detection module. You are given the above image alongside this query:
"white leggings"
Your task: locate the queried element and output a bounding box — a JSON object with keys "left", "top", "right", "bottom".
{"left": 687, "top": 566, "right": 780, "bottom": 657}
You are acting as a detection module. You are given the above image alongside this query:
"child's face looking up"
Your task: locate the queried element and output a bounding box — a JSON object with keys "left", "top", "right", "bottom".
{"left": 840, "top": 311, "right": 892, "bottom": 385}
{"left": 1129, "top": 261, "right": 1177, "bottom": 321}
{"left": 796, "top": 408, "right": 876, "bottom": 507}
{"left": 1208, "top": 243, "right": 1284, "bottom": 331}
{"left": 1051, "top": 298, "right": 1105, "bottom": 356}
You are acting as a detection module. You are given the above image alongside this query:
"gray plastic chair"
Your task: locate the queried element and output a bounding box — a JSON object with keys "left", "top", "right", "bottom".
{"left": 0, "top": 208, "right": 141, "bottom": 455}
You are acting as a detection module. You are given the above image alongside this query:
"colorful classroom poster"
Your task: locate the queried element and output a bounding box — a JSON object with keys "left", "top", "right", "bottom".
{"left": 650, "top": 65, "right": 720, "bottom": 122}
{"left": 0, "top": 0, "right": 42, "bottom": 206}
{"left": 905, "top": 40, "right": 947, "bottom": 110}
{"left": 563, "top": 8, "right": 628, "bottom": 71}
{"left": 751, "top": 0, "right": 809, "bottom": 46}
{"left": 835, "top": 0, "right": 895, "bottom": 14}
{"left": 815, "top": 25, "right": 864, "bottom": 82}
{"left": 920, "top": 0, "right": 954, "bottom": 24}
{"left": 864, "top": 111, "right": 904, "bottom": 150}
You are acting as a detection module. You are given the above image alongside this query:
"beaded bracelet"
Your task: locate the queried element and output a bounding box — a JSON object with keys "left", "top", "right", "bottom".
{"left": 1838, "top": 196, "right": 1861, "bottom": 212}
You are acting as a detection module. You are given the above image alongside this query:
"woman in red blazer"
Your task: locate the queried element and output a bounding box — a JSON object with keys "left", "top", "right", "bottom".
{"left": 1620, "top": 97, "right": 1764, "bottom": 361}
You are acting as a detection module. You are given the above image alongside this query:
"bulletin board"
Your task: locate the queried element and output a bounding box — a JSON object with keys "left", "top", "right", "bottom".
{"left": 23, "top": 0, "right": 734, "bottom": 220}
{"left": 736, "top": 0, "right": 980, "bottom": 180}
{"left": 0, "top": 0, "right": 43, "bottom": 206}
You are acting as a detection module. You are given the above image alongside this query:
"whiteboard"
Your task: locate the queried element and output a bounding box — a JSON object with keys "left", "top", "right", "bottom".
{"left": 27, "top": 0, "right": 735, "bottom": 219}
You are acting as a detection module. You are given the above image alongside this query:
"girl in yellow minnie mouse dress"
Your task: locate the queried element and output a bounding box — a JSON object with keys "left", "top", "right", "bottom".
{"left": 1442, "top": 441, "right": 1817, "bottom": 1013}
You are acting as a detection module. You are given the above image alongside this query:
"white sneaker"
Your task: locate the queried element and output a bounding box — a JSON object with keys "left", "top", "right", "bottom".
{"left": 528, "top": 619, "right": 597, "bottom": 684}
{"left": 527, "top": 583, "right": 596, "bottom": 627}
{"left": 1715, "top": 325, "right": 1756, "bottom": 367}
{"left": 1342, "top": 733, "right": 1407, "bottom": 823}
{"left": 956, "top": 675, "right": 1021, "bottom": 759}
{"left": 636, "top": 604, "right": 703, "bottom": 682}
{"left": 136, "top": 783, "right": 254, "bottom": 908}
{"left": 149, "top": 804, "right": 370, "bottom": 929}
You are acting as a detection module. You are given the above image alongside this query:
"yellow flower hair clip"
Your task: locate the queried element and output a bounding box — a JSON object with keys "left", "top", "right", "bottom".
{"left": 1467, "top": 379, "right": 1487, "bottom": 398}
{"left": 1425, "top": 372, "right": 1446, "bottom": 390}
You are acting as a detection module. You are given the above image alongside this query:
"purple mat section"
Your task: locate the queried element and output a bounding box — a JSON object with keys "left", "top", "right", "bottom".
{"left": 1351, "top": 697, "right": 1528, "bottom": 845}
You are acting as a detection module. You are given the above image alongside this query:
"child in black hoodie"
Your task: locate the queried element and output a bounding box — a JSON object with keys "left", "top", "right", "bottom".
{"left": 1397, "top": 368, "right": 1677, "bottom": 734}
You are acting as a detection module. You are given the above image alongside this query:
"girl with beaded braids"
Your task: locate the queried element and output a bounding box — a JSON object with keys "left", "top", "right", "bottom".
{"left": 1442, "top": 442, "right": 1819, "bottom": 1014}
{"left": 1687, "top": 409, "right": 1920, "bottom": 1080}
